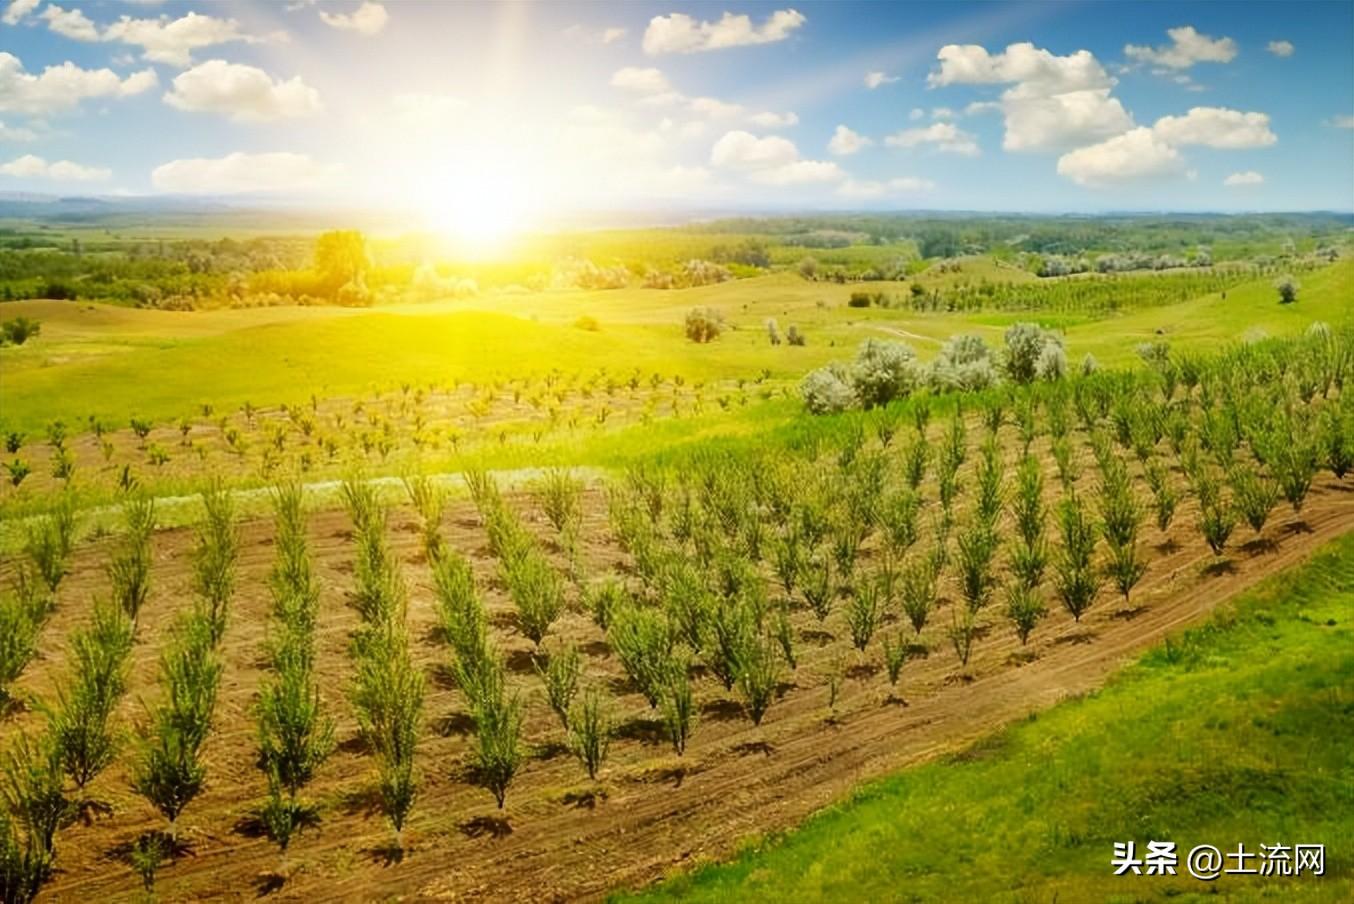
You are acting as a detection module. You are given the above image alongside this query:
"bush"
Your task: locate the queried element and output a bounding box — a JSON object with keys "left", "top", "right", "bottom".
{"left": 473, "top": 689, "right": 523, "bottom": 809}
{"left": 1274, "top": 274, "right": 1299, "bottom": 304}
{"left": 1005, "top": 584, "right": 1047, "bottom": 644}
{"left": 786, "top": 324, "right": 806, "bottom": 346}
{"left": 684, "top": 307, "right": 724, "bottom": 343}
{"left": 1, "top": 317, "right": 40, "bottom": 346}
{"left": 47, "top": 599, "right": 134, "bottom": 790}
{"left": 929, "top": 334, "right": 997, "bottom": 392}
{"left": 1003, "top": 323, "right": 1063, "bottom": 384}
{"left": 566, "top": 688, "right": 612, "bottom": 781}
{"left": 800, "top": 364, "right": 856, "bottom": 414}
{"left": 851, "top": 339, "right": 921, "bottom": 408}
{"left": 534, "top": 644, "right": 580, "bottom": 731}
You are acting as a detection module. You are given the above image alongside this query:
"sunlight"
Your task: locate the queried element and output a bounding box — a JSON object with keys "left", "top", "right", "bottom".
{"left": 420, "top": 153, "right": 532, "bottom": 256}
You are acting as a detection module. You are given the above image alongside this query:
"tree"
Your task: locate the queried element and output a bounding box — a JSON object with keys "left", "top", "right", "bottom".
{"left": 314, "top": 230, "right": 369, "bottom": 294}
{"left": 684, "top": 307, "right": 724, "bottom": 343}
{"left": 1274, "top": 274, "right": 1299, "bottom": 304}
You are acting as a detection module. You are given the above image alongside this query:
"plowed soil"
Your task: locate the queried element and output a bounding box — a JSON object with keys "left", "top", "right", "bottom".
{"left": 6, "top": 476, "right": 1352, "bottom": 903}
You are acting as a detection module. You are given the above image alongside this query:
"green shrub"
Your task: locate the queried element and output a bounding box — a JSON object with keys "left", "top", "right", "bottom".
{"left": 567, "top": 688, "right": 612, "bottom": 781}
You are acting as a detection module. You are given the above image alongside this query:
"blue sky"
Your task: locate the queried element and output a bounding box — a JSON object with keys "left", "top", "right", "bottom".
{"left": 1, "top": 0, "right": 1351, "bottom": 219}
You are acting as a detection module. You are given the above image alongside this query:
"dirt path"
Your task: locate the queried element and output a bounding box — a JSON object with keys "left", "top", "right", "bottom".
{"left": 7, "top": 479, "right": 1352, "bottom": 903}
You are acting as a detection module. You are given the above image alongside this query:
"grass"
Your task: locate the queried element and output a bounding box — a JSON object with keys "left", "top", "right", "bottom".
{"left": 617, "top": 530, "right": 1354, "bottom": 904}
{"left": 4, "top": 258, "right": 1349, "bottom": 436}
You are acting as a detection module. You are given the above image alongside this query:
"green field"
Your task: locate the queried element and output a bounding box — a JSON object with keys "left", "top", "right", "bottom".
{"left": 621, "top": 531, "right": 1354, "bottom": 904}
{"left": 3, "top": 258, "right": 1349, "bottom": 438}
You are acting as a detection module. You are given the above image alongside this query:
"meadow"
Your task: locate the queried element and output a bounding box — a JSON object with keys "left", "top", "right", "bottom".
{"left": 0, "top": 213, "right": 1351, "bottom": 902}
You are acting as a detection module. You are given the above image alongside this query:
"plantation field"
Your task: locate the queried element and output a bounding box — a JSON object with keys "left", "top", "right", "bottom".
{"left": 7, "top": 452, "right": 1350, "bottom": 901}
{"left": 0, "top": 317, "right": 1350, "bottom": 900}
{"left": 623, "top": 530, "right": 1354, "bottom": 904}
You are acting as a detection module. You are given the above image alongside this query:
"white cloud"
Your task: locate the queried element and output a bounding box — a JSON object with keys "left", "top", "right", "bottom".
{"left": 1266, "top": 40, "right": 1294, "bottom": 58}
{"left": 1326, "top": 114, "right": 1354, "bottom": 129}
{"left": 318, "top": 1, "right": 388, "bottom": 36}
{"left": 103, "top": 11, "right": 273, "bottom": 67}
{"left": 0, "top": 120, "right": 38, "bottom": 142}
{"left": 1124, "top": 26, "right": 1237, "bottom": 69}
{"left": 837, "top": 176, "right": 935, "bottom": 198}
{"left": 0, "top": 52, "right": 157, "bottom": 115}
{"left": 151, "top": 151, "right": 340, "bottom": 194}
{"left": 1152, "top": 107, "right": 1276, "bottom": 148}
{"left": 908, "top": 107, "right": 924, "bottom": 121}
{"left": 564, "top": 24, "right": 627, "bottom": 45}
{"left": 928, "top": 42, "right": 1132, "bottom": 152}
{"left": 164, "top": 60, "right": 321, "bottom": 122}
{"left": 884, "top": 122, "right": 980, "bottom": 156}
{"left": 1056, "top": 127, "right": 1185, "bottom": 186}
{"left": 0, "top": 153, "right": 110, "bottom": 181}
{"left": 710, "top": 129, "right": 842, "bottom": 185}
{"left": 711, "top": 130, "right": 798, "bottom": 169}
{"left": 749, "top": 110, "right": 798, "bottom": 128}
{"left": 2, "top": 0, "right": 39, "bottom": 26}
{"left": 1002, "top": 89, "right": 1134, "bottom": 151}
{"left": 930, "top": 42, "right": 1113, "bottom": 93}
{"left": 690, "top": 96, "right": 744, "bottom": 119}
{"left": 964, "top": 100, "right": 1001, "bottom": 116}
{"left": 864, "top": 70, "right": 898, "bottom": 89}
{"left": 643, "top": 8, "right": 805, "bottom": 54}
{"left": 1223, "top": 170, "right": 1263, "bottom": 186}
{"left": 611, "top": 66, "right": 670, "bottom": 94}
{"left": 828, "top": 124, "right": 870, "bottom": 156}
{"left": 41, "top": 5, "right": 100, "bottom": 42}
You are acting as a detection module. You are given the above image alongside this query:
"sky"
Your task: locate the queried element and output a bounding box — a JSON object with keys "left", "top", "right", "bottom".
{"left": 1, "top": 0, "right": 1352, "bottom": 225}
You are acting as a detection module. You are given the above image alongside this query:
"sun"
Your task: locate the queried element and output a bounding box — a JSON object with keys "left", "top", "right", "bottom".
{"left": 420, "top": 155, "right": 532, "bottom": 256}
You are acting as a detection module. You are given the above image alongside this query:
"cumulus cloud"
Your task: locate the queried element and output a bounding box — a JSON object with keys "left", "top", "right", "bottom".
{"left": 688, "top": 96, "right": 743, "bottom": 119}
{"left": 827, "top": 124, "right": 870, "bottom": 156}
{"left": 41, "top": 5, "right": 100, "bottom": 42}
{"left": 1056, "top": 127, "right": 1185, "bottom": 186}
{"left": 319, "top": 2, "right": 388, "bottom": 36}
{"left": 711, "top": 130, "right": 798, "bottom": 169}
{"left": 1266, "top": 40, "right": 1294, "bottom": 57}
{"left": 1223, "top": 170, "right": 1263, "bottom": 186}
{"left": 643, "top": 8, "right": 805, "bottom": 54}
{"left": 864, "top": 70, "right": 898, "bottom": 89}
{"left": 710, "top": 129, "right": 842, "bottom": 185}
{"left": 0, "top": 153, "right": 110, "bottom": 181}
{"left": 611, "top": 66, "right": 670, "bottom": 94}
{"left": 1124, "top": 26, "right": 1237, "bottom": 69}
{"left": 837, "top": 176, "right": 935, "bottom": 198}
{"left": 612, "top": 67, "right": 792, "bottom": 129}
{"left": 0, "top": 52, "right": 157, "bottom": 115}
{"left": 927, "top": 42, "right": 1132, "bottom": 152}
{"left": 151, "top": 151, "right": 340, "bottom": 194}
{"left": 884, "top": 122, "right": 980, "bottom": 156}
{"left": 164, "top": 60, "right": 322, "bottom": 121}
{"left": 1152, "top": 107, "right": 1276, "bottom": 148}
{"left": 103, "top": 11, "right": 277, "bottom": 67}
{"left": 2, "top": 0, "right": 40, "bottom": 26}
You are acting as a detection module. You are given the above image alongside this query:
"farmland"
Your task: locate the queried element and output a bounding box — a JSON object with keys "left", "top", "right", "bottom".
{"left": 1, "top": 210, "right": 1352, "bottom": 903}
